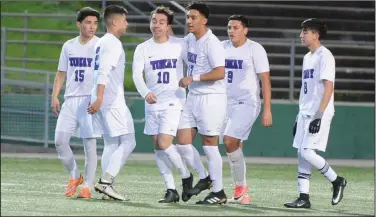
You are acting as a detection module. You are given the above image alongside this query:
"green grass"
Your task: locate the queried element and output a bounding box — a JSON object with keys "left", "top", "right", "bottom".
{"left": 1, "top": 2, "right": 144, "bottom": 91}
{"left": 1, "top": 157, "right": 374, "bottom": 216}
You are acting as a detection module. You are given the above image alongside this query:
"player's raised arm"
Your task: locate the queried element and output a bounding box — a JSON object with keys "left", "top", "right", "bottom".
{"left": 132, "top": 45, "right": 155, "bottom": 103}
{"left": 254, "top": 44, "right": 272, "bottom": 127}
{"left": 51, "top": 43, "right": 68, "bottom": 115}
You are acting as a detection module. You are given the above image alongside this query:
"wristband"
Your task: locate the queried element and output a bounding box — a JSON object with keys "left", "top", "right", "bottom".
{"left": 193, "top": 75, "right": 200, "bottom": 82}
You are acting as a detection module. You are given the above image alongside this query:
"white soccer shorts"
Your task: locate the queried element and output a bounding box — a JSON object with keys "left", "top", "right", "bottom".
{"left": 178, "top": 93, "right": 227, "bottom": 136}
{"left": 293, "top": 112, "right": 333, "bottom": 152}
{"left": 93, "top": 105, "right": 135, "bottom": 138}
{"left": 144, "top": 109, "right": 182, "bottom": 136}
{"left": 219, "top": 103, "right": 260, "bottom": 144}
{"left": 55, "top": 96, "right": 95, "bottom": 139}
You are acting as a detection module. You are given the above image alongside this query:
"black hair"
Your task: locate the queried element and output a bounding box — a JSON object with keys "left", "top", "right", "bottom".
{"left": 104, "top": 5, "right": 128, "bottom": 25}
{"left": 186, "top": 1, "right": 210, "bottom": 19}
{"left": 76, "top": 7, "right": 100, "bottom": 23}
{"left": 301, "top": 18, "right": 327, "bottom": 40}
{"left": 228, "top": 14, "right": 249, "bottom": 28}
{"left": 151, "top": 6, "right": 174, "bottom": 25}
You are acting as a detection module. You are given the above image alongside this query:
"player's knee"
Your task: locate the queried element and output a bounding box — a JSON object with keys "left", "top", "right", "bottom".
{"left": 202, "top": 135, "right": 218, "bottom": 146}
{"left": 54, "top": 132, "right": 70, "bottom": 147}
{"left": 300, "top": 148, "right": 316, "bottom": 163}
{"left": 177, "top": 129, "right": 192, "bottom": 145}
{"left": 223, "top": 136, "right": 241, "bottom": 152}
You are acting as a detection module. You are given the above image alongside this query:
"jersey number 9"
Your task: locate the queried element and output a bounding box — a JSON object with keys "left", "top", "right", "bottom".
{"left": 304, "top": 82, "right": 308, "bottom": 94}
{"left": 94, "top": 47, "right": 100, "bottom": 70}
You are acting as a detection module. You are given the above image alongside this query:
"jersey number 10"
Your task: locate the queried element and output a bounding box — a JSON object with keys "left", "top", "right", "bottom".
{"left": 157, "top": 71, "right": 170, "bottom": 84}
{"left": 74, "top": 69, "right": 84, "bottom": 82}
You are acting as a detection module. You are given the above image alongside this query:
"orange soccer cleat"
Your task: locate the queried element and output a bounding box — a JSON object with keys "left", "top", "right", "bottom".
{"left": 64, "top": 175, "right": 84, "bottom": 197}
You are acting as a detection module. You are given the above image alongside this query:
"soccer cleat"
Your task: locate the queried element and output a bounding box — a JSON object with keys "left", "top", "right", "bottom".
{"left": 158, "top": 189, "right": 180, "bottom": 203}
{"left": 196, "top": 189, "right": 227, "bottom": 205}
{"left": 284, "top": 198, "right": 311, "bottom": 208}
{"left": 101, "top": 195, "right": 111, "bottom": 200}
{"left": 186, "top": 175, "right": 212, "bottom": 197}
{"left": 77, "top": 186, "right": 91, "bottom": 199}
{"left": 64, "top": 175, "right": 84, "bottom": 197}
{"left": 94, "top": 179, "right": 126, "bottom": 201}
{"left": 332, "top": 177, "right": 347, "bottom": 205}
{"left": 181, "top": 173, "right": 193, "bottom": 202}
{"left": 228, "top": 185, "right": 251, "bottom": 205}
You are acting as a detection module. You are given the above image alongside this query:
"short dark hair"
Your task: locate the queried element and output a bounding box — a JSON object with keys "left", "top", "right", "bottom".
{"left": 301, "top": 18, "right": 327, "bottom": 40}
{"left": 186, "top": 1, "right": 210, "bottom": 19}
{"left": 151, "top": 6, "right": 174, "bottom": 25}
{"left": 76, "top": 7, "right": 100, "bottom": 23}
{"left": 104, "top": 5, "right": 128, "bottom": 25}
{"left": 228, "top": 15, "right": 249, "bottom": 28}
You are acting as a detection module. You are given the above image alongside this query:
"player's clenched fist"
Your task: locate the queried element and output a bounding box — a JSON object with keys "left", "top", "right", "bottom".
{"left": 261, "top": 110, "right": 272, "bottom": 127}
{"left": 145, "top": 92, "right": 157, "bottom": 104}
{"left": 51, "top": 97, "right": 60, "bottom": 115}
{"left": 179, "top": 76, "right": 193, "bottom": 88}
{"left": 87, "top": 99, "right": 102, "bottom": 115}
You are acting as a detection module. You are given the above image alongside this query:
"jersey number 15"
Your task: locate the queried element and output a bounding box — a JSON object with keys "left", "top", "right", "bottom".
{"left": 74, "top": 70, "right": 84, "bottom": 82}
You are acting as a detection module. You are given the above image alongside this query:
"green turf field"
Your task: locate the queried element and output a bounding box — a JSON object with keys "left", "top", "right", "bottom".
{"left": 1, "top": 157, "right": 374, "bottom": 216}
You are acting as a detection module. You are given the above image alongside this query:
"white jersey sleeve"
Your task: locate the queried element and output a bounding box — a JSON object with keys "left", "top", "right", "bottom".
{"left": 208, "top": 37, "right": 225, "bottom": 69}
{"left": 319, "top": 52, "right": 335, "bottom": 82}
{"left": 57, "top": 42, "right": 68, "bottom": 72}
{"left": 132, "top": 44, "right": 151, "bottom": 98}
{"left": 96, "top": 38, "right": 123, "bottom": 85}
{"left": 252, "top": 43, "right": 270, "bottom": 73}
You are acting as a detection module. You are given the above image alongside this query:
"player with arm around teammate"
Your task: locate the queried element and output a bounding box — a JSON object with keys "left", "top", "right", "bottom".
{"left": 132, "top": 6, "right": 193, "bottom": 203}
{"left": 284, "top": 18, "right": 347, "bottom": 209}
{"left": 87, "top": 5, "right": 136, "bottom": 201}
{"left": 51, "top": 7, "right": 100, "bottom": 199}
{"left": 177, "top": 1, "right": 228, "bottom": 205}
{"left": 221, "top": 15, "right": 272, "bottom": 205}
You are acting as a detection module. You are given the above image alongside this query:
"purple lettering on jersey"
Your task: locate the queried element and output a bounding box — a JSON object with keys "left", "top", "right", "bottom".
{"left": 303, "top": 69, "right": 314, "bottom": 79}
{"left": 69, "top": 57, "right": 94, "bottom": 68}
{"left": 188, "top": 52, "right": 197, "bottom": 63}
{"left": 225, "top": 59, "right": 243, "bottom": 69}
{"left": 150, "top": 59, "right": 178, "bottom": 70}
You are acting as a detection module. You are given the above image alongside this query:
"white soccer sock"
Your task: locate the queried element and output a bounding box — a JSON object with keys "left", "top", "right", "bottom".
{"left": 203, "top": 146, "right": 223, "bottom": 193}
{"left": 176, "top": 144, "right": 208, "bottom": 179}
{"left": 301, "top": 148, "right": 338, "bottom": 182}
{"left": 164, "top": 145, "right": 190, "bottom": 179}
{"left": 155, "top": 150, "right": 176, "bottom": 190}
{"left": 101, "top": 136, "right": 119, "bottom": 175}
{"left": 297, "top": 150, "right": 312, "bottom": 194}
{"left": 82, "top": 138, "right": 97, "bottom": 188}
{"left": 227, "top": 147, "right": 246, "bottom": 186}
{"left": 55, "top": 132, "right": 80, "bottom": 179}
{"left": 104, "top": 133, "right": 136, "bottom": 178}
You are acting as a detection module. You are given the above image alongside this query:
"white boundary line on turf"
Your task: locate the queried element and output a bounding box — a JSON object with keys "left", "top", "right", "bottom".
{"left": 1, "top": 152, "right": 373, "bottom": 168}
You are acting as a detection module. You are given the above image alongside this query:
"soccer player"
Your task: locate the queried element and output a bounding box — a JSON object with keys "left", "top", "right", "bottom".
{"left": 132, "top": 6, "right": 193, "bottom": 203}
{"left": 284, "top": 18, "right": 347, "bottom": 208}
{"left": 87, "top": 5, "right": 136, "bottom": 201}
{"left": 177, "top": 1, "right": 227, "bottom": 205}
{"left": 221, "top": 15, "right": 272, "bottom": 205}
{"left": 51, "top": 7, "right": 100, "bottom": 199}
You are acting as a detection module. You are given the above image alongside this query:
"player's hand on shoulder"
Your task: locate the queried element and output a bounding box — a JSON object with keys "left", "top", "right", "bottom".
{"left": 51, "top": 97, "right": 60, "bottom": 115}
{"left": 261, "top": 110, "right": 272, "bottom": 127}
{"left": 179, "top": 76, "right": 193, "bottom": 88}
{"left": 87, "top": 100, "right": 102, "bottom": 115}
{"left": 145, "top": 92, "right": 157, "bottom": 104}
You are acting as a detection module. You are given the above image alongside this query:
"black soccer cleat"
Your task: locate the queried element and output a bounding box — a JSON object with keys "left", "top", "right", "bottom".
{"left": 284, "top": 198, "right": 311, "bottom": 209}
{"left": 196, "top": 189, "right": 227, "bottom": 205}
{"left": 158, "top": 189, "right": 180, "bottom": 203}
{"left": 331, "top": 176, "right": 347, "bottom": 205}
{"left": 181, "top": 173, "right": 193, "bottom": 202}
{"left": 186, "top": 175, "right": 212, "bottom": 197}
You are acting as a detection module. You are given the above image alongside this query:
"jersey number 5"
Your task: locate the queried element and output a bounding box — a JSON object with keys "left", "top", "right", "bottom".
{"left": 304, "top": 81, "right": 308, "bottom": 94}
{"left": 157, "top": 71, "right": 170, "bottom": 84}
{"left": 227, "top": 71, "right": 233, "bottom": 83}
{"left": 74, "top": 70, "right": 84, "bottom": 82}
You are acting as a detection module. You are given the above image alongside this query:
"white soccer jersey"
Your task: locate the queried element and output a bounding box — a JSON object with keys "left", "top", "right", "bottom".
{"left": 222, "top": 39, "right": 270, "bottom": 106}
{"left": 185, "top": 29, "right": 226, "bottom": 94}
{"left": 91, "top": 33, "right": 126, "bottom": 109}
{"left": 132, "top": 36, "right": 187, "bottom": 111}
{"left": 299, "top": 45, "right": 335, "bottom": 116}
{"left": 57, "top": 36, "right": 99, "bottom": 98}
